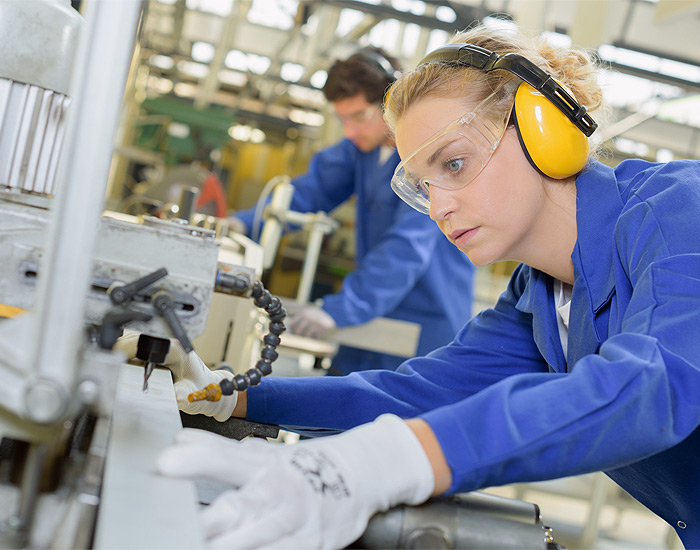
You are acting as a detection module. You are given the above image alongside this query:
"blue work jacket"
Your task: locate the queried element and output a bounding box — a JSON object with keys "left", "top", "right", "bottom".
{"left": 248, "top": 159, "right": 700, "bottom": 547}
{"left": 238, "top": 138, "right": 475, "bottom": 372}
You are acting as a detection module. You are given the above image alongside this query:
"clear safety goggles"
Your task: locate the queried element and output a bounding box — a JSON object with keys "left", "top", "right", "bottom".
{"left": 333, "top": 103, "right": 382, "bottom": 126}
{"left": 391, "top": 82, "right": 518, "bottom": 214}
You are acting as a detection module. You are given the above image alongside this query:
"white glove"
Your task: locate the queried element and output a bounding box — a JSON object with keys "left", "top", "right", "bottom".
{"left": 157, "top": 414, "right": 435, "bottom": 549}
{"left": 114, "top": 331, "right": 237, "bottom": 422}
{"left": 286, "top": 304, "right": 336, "bottom": 339}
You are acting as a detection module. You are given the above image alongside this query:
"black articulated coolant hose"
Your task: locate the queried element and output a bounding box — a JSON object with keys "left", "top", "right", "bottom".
{"left": 188, "top": 270, "right": 286, "bottom": 403}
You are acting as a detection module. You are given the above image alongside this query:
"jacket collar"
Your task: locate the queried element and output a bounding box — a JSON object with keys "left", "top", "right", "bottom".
{"left": 515, "top": 160, "right": 623, "bottom": 313}
{"left": 514, "top": 160, "right": 624, "bottom": 370}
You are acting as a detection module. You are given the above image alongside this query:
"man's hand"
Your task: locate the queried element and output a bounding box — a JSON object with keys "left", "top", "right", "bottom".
{"left": 114, "top": 332, "right": 237, "bottom": 421}
{"left": 286, "top": 305, "right": 336, "bottom": 339}
{"left": 157, "top": 415, "right": 435, "bottom": 549}
{"left": 227, "top": 216, "right": 247, "bottom": 235}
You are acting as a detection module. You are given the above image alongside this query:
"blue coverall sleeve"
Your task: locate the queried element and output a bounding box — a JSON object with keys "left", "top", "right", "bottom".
{"left": 247, "top": 265, "right": 550, "bottom": 430}
{"left": 322, "top": 203, "right": 442, "bottom": 326}
{"left": 234, "top": 141, "right": 357, "bottom": 238}
{"left": 422, "top": 171, "right": 700, "bottom": 494}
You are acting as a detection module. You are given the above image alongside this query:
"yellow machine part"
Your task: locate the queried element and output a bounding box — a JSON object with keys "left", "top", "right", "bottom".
{"left": 0, "top": 304, "right": 27, "bottom": 318}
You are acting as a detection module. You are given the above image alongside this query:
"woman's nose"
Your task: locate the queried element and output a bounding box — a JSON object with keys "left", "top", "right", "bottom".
{"left": 429, "top": 186, "right": 458, "bottom": 222}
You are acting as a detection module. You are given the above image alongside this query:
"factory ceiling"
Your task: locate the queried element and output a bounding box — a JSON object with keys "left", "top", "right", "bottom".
{"left": 136, "top": 0, "right": 700, "bottom": 162}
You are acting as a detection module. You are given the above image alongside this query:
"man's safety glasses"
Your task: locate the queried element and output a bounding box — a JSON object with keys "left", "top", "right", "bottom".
{"left": 333, "top": 104, "right": 381, "bottom": 126}
{"left": 390, "top": 83, "right": 517, "bottom": 214}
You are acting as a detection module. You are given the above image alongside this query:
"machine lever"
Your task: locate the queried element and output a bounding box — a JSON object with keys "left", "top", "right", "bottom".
{"left": 99, "top": 310, "right": 153, "bottom": 350}
{"left": 151, "top": 290, "right": 194, "bottom": 353}
{"left": 108, "top": 267, "right": 168, "bottom": 305}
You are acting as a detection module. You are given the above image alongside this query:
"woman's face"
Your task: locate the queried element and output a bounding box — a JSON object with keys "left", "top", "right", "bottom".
{"left": 395, "top": 95, "right": 548, "bottom": 267}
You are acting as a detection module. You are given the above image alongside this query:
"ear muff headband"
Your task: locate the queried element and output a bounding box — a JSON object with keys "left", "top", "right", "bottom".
{"left": 418, "top": 43, "right": 598, "bottom": 179}
{"left": 357, "top": 49, "right": 401, "bottom": 83}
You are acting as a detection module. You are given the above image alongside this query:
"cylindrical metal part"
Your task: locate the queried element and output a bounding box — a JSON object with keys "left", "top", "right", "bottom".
{"left": 215, "top": 270, "right": 251, "bottom": 295}
{"left": 452, "top": 491, "right": 541, "bottom": 524}
{"left": 0, "top": 0, "right": 82, "bottom": 195}
{"left": 296, "top": 223, "right": 325, "bottom": 304}
{"left": 9, "top": 442, "right": 49, "bottom": 548}
{"left": 258, "top": 178, "right": 293, "bottom": 270}
{"left": 178, "top": 186, "right": 199, "bottom": 222}
{"left": 0, "top": 0, "right": 82, "bottom": 94}
{"left": 358, "top": 495, "right": 551, "bottom": 550}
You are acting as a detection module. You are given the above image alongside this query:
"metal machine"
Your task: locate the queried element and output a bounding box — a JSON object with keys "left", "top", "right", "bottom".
{"left": 0, "top": 2, "right": 273, "bottom": 548}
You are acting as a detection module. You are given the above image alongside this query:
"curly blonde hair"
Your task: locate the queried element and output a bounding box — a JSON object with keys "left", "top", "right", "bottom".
{"left": 384, "top": 25, "right": 605, "bottom": 157}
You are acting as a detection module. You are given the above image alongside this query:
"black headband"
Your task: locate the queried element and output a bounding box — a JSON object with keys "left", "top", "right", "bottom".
{"left": 357, "top": 49, "right": 402, "bottom": 82}
{"left": 419, "top": 43, "right": 597, "bottom": 137}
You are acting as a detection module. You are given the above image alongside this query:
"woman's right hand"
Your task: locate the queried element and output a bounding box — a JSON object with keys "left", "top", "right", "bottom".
{"left": 114, "top": 331, "right": 238, "bottom": 421}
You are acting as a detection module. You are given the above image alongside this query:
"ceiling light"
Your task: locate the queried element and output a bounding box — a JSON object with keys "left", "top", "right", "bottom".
{"left": 310, "top": 70, "right": 327, "bottom": 90}
{"left": 173, "top": 82, "right": 198, "bottom": 98}
{"left": 150, "top": 54, "right": 174, "bottom": 70}
{"left": 191, "top": 41, "right": 215, "bottom": 64}
{"left": 177, "top": 60, "right": 209, "bottom": 79}
{"left": 599, "top": 44, "right": 700, "bottom": 84}
{"left": 281, "top": 62, "right": 304, "bottom": 83}
{"left": 218, "top": 69, "right": 247, "bottom": 87}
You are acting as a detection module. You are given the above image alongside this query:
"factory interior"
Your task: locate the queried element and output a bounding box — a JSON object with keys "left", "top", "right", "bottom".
{"left": 1, "top": 0, "right": 699, "bottom": 548}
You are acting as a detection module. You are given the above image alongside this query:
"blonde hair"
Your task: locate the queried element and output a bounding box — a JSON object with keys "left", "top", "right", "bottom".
{"left": 384, "top": 25, "right": 605, "bottom": 157}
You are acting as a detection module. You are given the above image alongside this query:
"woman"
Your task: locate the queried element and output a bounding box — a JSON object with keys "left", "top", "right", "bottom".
{"left": 150, "top": 25, "right": 700, "bottom": 549}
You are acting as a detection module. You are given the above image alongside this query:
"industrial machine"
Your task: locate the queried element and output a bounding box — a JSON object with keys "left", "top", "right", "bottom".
{"left": 0, "top": 2, "right": 279, "bottom": 548}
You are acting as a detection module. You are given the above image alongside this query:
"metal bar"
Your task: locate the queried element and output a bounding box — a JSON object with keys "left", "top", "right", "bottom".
{"left": 322, "top": 0, "right": 479, "bottom": 32}
{"left": 27, "top": 0, "right": 144, "bottom": 423}
{"left": 24, "top": 89, "right": 54, "bottom": 193}
{"left": 0, "top": 83, "right": 28, "bottom": 189}
{"left": 94, "top": 364, "right": 205, "bottom": 549}
{"left": 45, "top": 95, "right": 70, "bottom": 196}
{"left": 8, "top": 85, "right": 40, "bottom": 191}
{"left": 33, "top": 92, "right": 64, "bottom": 195}
{"left": 296, "top": 224, "right": 325, "bottom": 304}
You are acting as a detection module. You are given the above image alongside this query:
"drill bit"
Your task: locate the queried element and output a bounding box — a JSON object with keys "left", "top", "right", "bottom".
{"left": 143, "top": 361, "right": 155, "bottom": 393}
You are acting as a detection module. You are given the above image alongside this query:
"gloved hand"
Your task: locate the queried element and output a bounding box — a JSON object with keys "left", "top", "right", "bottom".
{"left": 157, "top": 414, "right": 435, "bottom": 549}
{"left": 286, "top": 304, "right": 336, "bottom": 339}
{"left": 114, "top": 331, "right": 237, "bottom": 422}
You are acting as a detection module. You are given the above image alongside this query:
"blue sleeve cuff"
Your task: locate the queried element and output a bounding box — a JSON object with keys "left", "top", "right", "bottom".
{"left": 245, "top": 383, "right": 268, "bottom": 422}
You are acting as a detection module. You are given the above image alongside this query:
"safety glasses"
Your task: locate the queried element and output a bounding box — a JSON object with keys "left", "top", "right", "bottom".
{"left": 391, "top": 82, "right": 518, "bottom": 214}
{"left": 333, "top": 103, "right": 382, "bottom": 126}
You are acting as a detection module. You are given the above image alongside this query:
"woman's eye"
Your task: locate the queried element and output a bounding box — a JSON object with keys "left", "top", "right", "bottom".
{"left": 445, "top": 158, "right": 464, "bottom": 173}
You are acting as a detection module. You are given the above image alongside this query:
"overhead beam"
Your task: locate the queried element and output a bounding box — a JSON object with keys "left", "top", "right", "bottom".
{"left": 321, "top": 0, "right": 481, "bottom": 32}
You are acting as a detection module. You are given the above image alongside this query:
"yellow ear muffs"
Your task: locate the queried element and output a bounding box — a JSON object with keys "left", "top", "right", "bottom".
{"left": 513, "top": 82, "right": 589, "bottom": 179}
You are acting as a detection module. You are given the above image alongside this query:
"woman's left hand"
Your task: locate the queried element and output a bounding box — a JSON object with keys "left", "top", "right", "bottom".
{"left": 156, "top": 415, "right": 434, "bottom": 549}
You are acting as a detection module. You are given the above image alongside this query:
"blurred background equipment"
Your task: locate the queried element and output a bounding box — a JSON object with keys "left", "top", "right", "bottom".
{"left": 107, "top": 0, "right": 700, "bottom": 332}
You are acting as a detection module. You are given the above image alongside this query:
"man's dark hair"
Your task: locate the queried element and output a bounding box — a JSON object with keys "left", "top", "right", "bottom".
{"left": 322, "top": 47, "right": 402, "bottom": 104}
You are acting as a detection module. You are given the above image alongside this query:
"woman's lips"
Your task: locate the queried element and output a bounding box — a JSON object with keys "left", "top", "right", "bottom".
{"left": 450, "top": 227, "right": 479, "bottom": 246}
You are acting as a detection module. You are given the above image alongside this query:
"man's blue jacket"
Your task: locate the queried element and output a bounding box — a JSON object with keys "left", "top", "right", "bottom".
{"left": 237, "top": 138, "right": 475, "bottom": 372}
{"left": 248, "top": 159, "right": 700, "bottom": 547}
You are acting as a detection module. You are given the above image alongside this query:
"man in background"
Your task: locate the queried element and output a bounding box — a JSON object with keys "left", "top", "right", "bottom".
{"left": 232, "top": 48, "right": 475, "bottom": 374}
